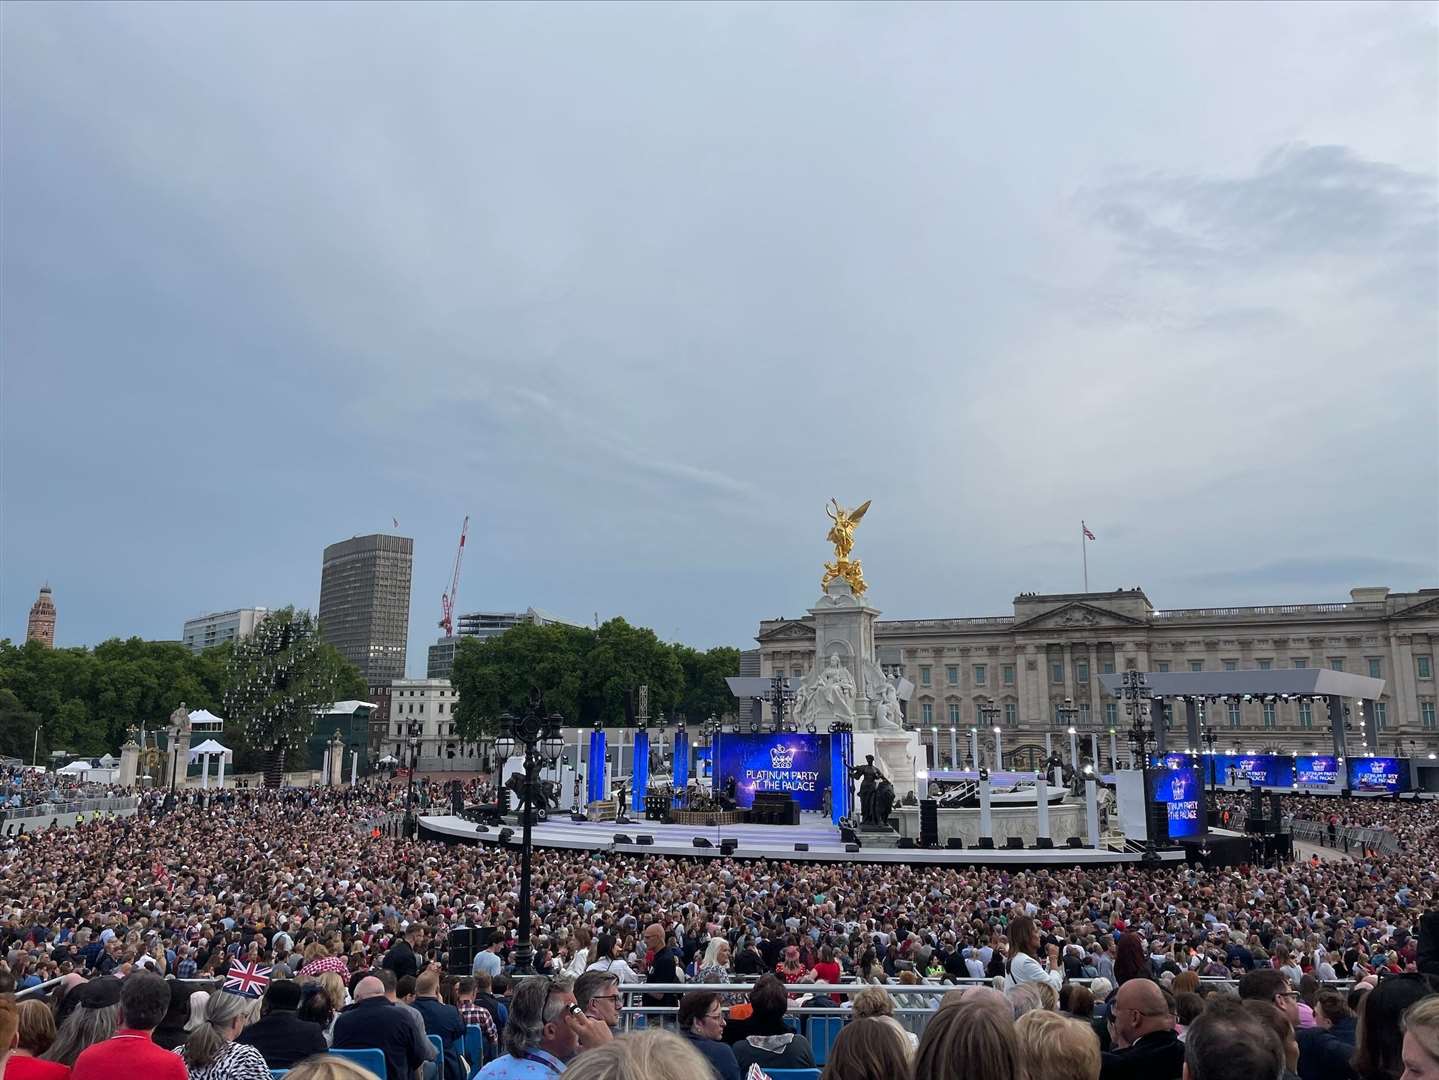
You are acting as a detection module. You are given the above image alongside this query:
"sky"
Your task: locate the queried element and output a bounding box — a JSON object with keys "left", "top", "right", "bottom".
{"left": 2, "top": 1, "right": 1436, "bottom": 677}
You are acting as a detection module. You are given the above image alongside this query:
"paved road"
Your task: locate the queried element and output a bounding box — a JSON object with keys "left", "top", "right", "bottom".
{"left": 1294, "top": 838, "right": 1351, "bottom": 862}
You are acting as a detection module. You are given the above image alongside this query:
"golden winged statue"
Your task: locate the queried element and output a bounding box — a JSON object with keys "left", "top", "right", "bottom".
{"left": 822, "top": 498, "right": 871, "bottom": 596}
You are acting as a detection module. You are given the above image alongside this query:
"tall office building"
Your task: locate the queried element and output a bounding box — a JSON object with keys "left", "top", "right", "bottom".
{"left": 26, "top": 585, "right": 55, "bottom": 647}
{"left": 181, "top": 607, "right": 269, "bottom": 653}
{"left": 426, "top": 607, "right": 583, "bottom": 678}
{"left": 318, "top": 534, "right": 413, "bottom": 683}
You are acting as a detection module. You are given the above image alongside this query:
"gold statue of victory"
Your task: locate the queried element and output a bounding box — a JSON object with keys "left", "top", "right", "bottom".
{"left": 822, "top": 497, "right": 871, "bottom": 596}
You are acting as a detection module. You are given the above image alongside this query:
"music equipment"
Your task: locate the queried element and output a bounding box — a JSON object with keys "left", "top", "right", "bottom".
{"left": 919, "top": 799, "right": 939, "bottom": 849}
{"left": 978, "top": 837, "right": 995, "bottom": 849}
{"left": 898, "top": 837, "right": 915, "bottom": 849}
{"left": 844, "top": 843, "right": 860, "bottom": 853}
{"left": 637, "top": 835, "right": 654, "bottom": 845}
{"left": 692, "top": 837, "right": 712, "bottom": 848}
{"left": 946, "top": 837, "right": 964, "bottom": 849}
{"left": 447, "top": 927, "right": 479, "bottom": 974}
{"left": 613, "top": 834, "right": 634, "bottom": 845}
{"left": 720, "top": 838, "right": 738, "bottom": 854}
{"left": 1005, "top": 836, "right": 1023, "bottom": 849}
{"left": 839, "top": 826, "right": 858, "bottom": 845}
{"left": 1034, "top": 837, "right": 1053, "bottom": 848}
{"left": 1066, "top": 836, "right": 1083, "bottom": 848}
{"left": 794, "top": 843, "right": 809, "bottom": 852}
{"left": 1268, "top": 793, "right": 1283, "bottom": 831}
{"left": 498, "top": 827, "right": 514, "bottom": 843}
{"left": 750, "top": 791, "right": 799, "bottom": 826}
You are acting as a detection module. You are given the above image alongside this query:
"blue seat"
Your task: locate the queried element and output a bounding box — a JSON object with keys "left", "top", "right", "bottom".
{"left": 809, "top": 1016, "right": 845, "bottom": 1065}
{"left": 764, "top": 1071, "right": 821, "bottom": 1080}
{"left": 270, "top": 1072, "right": 288, "bottom": 1080}
{"left": 429, "top": 1033, "right": 445, "bottom": 1080}
{"left": 329, "top": 1047, "right": 388, "bottom": 1078}
{"left": 464, "top": 1024, "right": 492, "bottom": 1078}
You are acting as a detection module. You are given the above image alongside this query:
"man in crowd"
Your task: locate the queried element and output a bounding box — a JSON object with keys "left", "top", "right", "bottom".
{"left": 574, "top": 970, "right": 623, "bottom": 1034}
{"left": 478, "top": 975, "right": 609, "bottom": 1079}
{"left": 1182, "top": 997, "right": 1285, "bottom": 1080}
{"left": 473, "top": 931, "right": 504, "bottom": 980}
{"left": 413, "top": 968, "right": 467, "bottom": 1080}
{"left": 642, "top": 922, "right": 680, "bottom": 1010}
{"left": 456, "top": 976, "right": 500, "bottom": 1048}
{"left": 384, "top": 923, "right": 426, "bottom": 983}
{"left": 71, "top": 971, "right": 188, "bottom": 1080}
{"left": 235, "top": 978, "right": 329, "bottom": 1069}
{"left": 1100, "top": 977, "right": 1184, "bottom": 1080}
{"left": 333, "top": 974, "right": 431, "bottom": 1080}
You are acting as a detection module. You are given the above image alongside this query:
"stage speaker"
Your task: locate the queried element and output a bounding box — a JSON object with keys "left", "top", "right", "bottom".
{"left": 840, "top": 826, "right": 858, "bottom": 845}
{"left": 613, "top": 833, "right": 634, "bottom": 845}
{"left": 447, "top": 927, "right": 478, "bottom": 975}
{"left": 474, "top": 824, "right": 489, "bottom": 834}
{"left": 570, "top": 812, "right": 589, "bottom": 823}
{"left": 978, "top": 837, "right": 994, "bottom": 849}
{"left": 919, "top": 799, "right": 939, "bottom": 849}
{"left": 1005, "top": 836, "right": 1023, "bottom": 849}
{"left": 1034, "top": 837, "right": 1054, "bottom": 848}
{"left": 1066, "top": 836, "right": 1083, "bottom": 848}
{"left": 898, "top": 837, "right": 916, "bottom": 849}
{"left": 692, "top": 837, "right": 712, "bottom": 848}
{"left": 637, "top": 835, "right": 654, "bottom": 845}
{"left": 1268, "top": 793, "right": 1283, "bottom": 830}
{"left": 844, "top": 843, "right": 861, "bottom": 853}
{"left": 794, "top": 843, "right": 809, "bottom": 852}
{"left": 498, "top": 827, "right": 514, "bottom": 844}
{"left": 946, "top": 837, "right": 965, "bottom": 850}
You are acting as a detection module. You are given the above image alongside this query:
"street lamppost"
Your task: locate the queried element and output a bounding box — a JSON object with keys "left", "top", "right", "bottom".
{"left": 1056, "top": 698, "right": 1080, "bottom": 791}
{"left": 977, "top": 704, "right": 1001, "bottom": 768}
{"left": 404, "top": 719, "right": 422, "bottom": 837}
{"left": 494, "top": 690, "right": 565, "bottom": 977}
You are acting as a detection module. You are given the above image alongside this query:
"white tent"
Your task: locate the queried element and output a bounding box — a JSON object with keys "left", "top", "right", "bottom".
{"left": 188, "top": 739, "right": 233, "bottom": 789}
{"left": 188, "top": 709, "right": 225, "bottom": 731}
{"left": 57, "top": 760, "right": 90, "bottom": 776}
{"left": 187, "top": 738, "right": 232, "bottom": 761}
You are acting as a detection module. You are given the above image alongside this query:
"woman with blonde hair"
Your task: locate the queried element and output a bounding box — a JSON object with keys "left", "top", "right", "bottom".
{"left": 282, "top": 1058, "right": 375, "bottom": 1080}
{"left": 1015, "top": 1010, "right": 1100, "bottom": 1080}
{"left": 819, "top": 1017, "right": 910, "bottom": 1080}
{"left": 175, "top": 991, "right": 267, "bottom": 1080}
{"left": 564, "top": 1028, "right": 711, "bottom": 1080}
{"left": 912, "top": 998, "right": 1025, "bottom": 1080}
{"left": 1401, "top": 994, "right": 1439, "bottom": 1078}
{"left": 8, "top": 999, "right": 68, "bottom": 1080}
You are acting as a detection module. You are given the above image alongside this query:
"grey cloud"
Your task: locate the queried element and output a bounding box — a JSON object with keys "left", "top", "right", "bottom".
{"left": 1181, "top": 556, "right": 1436, "bottom": 591}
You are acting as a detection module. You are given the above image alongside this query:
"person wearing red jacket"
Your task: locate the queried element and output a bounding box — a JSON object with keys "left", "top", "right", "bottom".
{"left": 71, "top": 972, "right": 188, "bottom": 1080}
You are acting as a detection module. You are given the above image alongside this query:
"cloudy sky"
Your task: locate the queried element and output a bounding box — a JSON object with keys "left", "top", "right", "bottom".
{"left": 3, "top": 1, "right": 1436, "bottom": 673}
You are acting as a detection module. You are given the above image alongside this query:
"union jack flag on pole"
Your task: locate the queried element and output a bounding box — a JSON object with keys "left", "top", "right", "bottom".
{"left": 224, "top": 960, "right": 272, "bottom": 998}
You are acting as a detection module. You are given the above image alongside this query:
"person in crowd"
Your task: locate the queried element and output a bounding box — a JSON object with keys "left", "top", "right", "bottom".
{"left": 913, "top": 997, "right": 1024, "bottom": 1080}
{"left": 456, "top": 975, "right": 501, "bottom": 1048}
{"left": 477, "top": 975, "right": 610, "bottom": 1079}
{"left": 382, "top": 925, "right": 425, "bottom": 984}
{"left": 472, "top": 933, "right": 504, "bottom": 981}
{"left": 174, "top": 988, "right": 267, "bottom": 1080}
{"left": 1003, "top": 916, "right": 1062, "bottom": 991}
{"left": 562, "top": 1029, "right": 710, "bottom": 1080}
{"left": 41, "top": 978, "right": 120, "bottom": 1069}
{"left": 573, "top": 972, "right": 622, "bottom": 1035}
{"left": 235, "top": 979, "right": 328, "bottom": 1069}
{"left": 696, "top": 939, "right": 740, "bottom": 1002}
{"left": 565, "top": 928, "right": 593, "bottom": 978}
{"left": 641, "top": 924, "right": 680, "bottom": 1012}
{"left": 1352, "top": 975, "right": 1439, "bottom": 1080}
{"left": 1175, "top": 992, "right": 1204, "bottom": 1035}
{"left": 0, "top": 1000, "right": 18, "bottom": 1078}
{"left": 585, "top": 936, "right": 639, "bottom": 985}
{"left": 1183, "top": 997, "right": 1286, "bottom": 1080}
{"left": 1099, "top": 976, "right": 1184, "bottom": 1080}
{"left": 1114, "top": 933, "right": 1152, "bottom": 985}
{"left": 151, "top": 983, "right": 194, "bottom": 1052}
{"left": 7, "top": 999, "right": 70, "bottom": 1080}
{"left": 281, "top": 1059, "right": 377, "bottom": 1080}
{"left": 413, "top": 969, "right": 466, "bottom": 1080}
{"left": 1016, "top": 1009, "right": 1101, "bottom": 1080}
{"left": 725, "top": 975, "right": 814, "bottom": 1074}
{"left": 377, "top": 969, "right": 437, "bottom": 1073}
{"left": 1401, "top": 994, "right": 1439, "bottom": 1080}
{"left": 677, "top": 991, "right": 738, "bottom": 1080}
{"left": 1067, "top": 984, "right": 1096, "bottom": 1022}
{"left": 1298, "top": 989, "right": 1358, "bottom": 1080}
{"left": 817, "top": 1016, "right": 909, "bottom": 1080}
{"left": 332, "top": 975, "right": 430, "bottom": 1080}
{"left": 70, "top": 971, "right": 187, "bottom": 1080}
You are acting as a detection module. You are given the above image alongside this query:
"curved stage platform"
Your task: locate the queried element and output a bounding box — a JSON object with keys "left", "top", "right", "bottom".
{"left": 418, "top": 813, "right": 1186, "bottom": 867}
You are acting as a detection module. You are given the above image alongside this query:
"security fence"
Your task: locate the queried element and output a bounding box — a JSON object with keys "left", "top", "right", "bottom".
{"left": 1289, "top": 817, "right": 1400, "bottom": 856}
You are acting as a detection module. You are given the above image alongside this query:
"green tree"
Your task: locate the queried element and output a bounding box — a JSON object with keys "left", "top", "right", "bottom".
{"left": 0, "top": 687, "right": 41, "bottom": 761}
{"left": 451, "top": 621, "right": 594, "bottom": 740}
{"left": 583, "top": 618, "right": 684, "bottom": 724}
{"left": 674, "top": 645, "right": 741, "bottom": 722}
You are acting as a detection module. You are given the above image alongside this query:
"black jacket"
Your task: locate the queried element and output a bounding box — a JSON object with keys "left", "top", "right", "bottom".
{"left": 237, "top": 1008, "right": 330, "bottom": 1069}
{"left": 332, "top": 996, "right": 429, "bottom": 1080}
{"left": 683, "top": 1029, "right": 741, "bottom": 1080}
{"left": 1418, "top": 911, "right": 1439, "bottom": 978}
{"left": 1100, "top": 1029, "right": 1186, "bottom": 1080}
{"left": 1297, "top": 1016, "right": 1358, "bottom": 1080}
{"left": 382, "top": 940, "right": 420, "bottom": 983}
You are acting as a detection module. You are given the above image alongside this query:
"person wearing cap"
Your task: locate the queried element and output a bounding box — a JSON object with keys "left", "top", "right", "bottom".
{"left": 235, "top": 979, "right": 328, "bottom": 1069}
{"left": 71, "top": 971, "right": 188, "bottom": 1080}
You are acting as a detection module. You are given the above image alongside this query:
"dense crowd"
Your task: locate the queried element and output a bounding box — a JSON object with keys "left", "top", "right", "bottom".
{"left": 0, "top": 782, "right": 1437, "bottom": 1079}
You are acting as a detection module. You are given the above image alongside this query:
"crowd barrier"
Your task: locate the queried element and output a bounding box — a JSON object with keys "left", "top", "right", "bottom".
{"left": 1289, "top": 818, "right": 1400, "bottom": 855}
{"left": 0, "top": 795, "right": 142, "bottom": 832}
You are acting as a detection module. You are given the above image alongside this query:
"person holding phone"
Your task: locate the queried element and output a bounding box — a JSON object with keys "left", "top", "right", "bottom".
{"left": 1003, "top": 916, "right": 1063, "bottom": 991}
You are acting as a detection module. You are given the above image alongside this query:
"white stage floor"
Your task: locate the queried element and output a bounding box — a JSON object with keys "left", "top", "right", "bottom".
{"left": 418, "top": 813, "right": 1185, "bottom": 866}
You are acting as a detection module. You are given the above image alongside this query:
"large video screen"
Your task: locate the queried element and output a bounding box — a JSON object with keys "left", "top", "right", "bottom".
{"left": 1347, "top": 757, "right": 1406, "bottom": 793}
{"left": 1212, "top": 753, "right": 1295, "bottom": 788}
{"left": 714, "top": 733, "right": 831, "bottom": 812}
{"left": 1147, "top": 764, "right": 1205, "bottom": 839}
{"left": 1295, "top": 755, "right": 1340, "bottom": 787}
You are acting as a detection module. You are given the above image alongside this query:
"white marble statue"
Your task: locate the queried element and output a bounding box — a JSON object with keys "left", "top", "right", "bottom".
{"left": 816, "top": 653, "right": 856, "bottom": 714}
{"left": 873, "top": 681, "right": 903, "bottom": 731}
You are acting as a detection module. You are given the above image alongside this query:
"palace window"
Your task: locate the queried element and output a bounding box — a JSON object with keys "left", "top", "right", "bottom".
{"left": 1156, "top": 661, "right": 1170, "bottom": 673}
{"left": 1223, "top": 660, "right": 1237, "bottom": 671}
{"left": 1004, "top": 702, "right": 1018, "bottom": 726}
{"left": 1002, "top": 664, "right": 1016, "bottom": 686}
{"left": 1298, "top": 702, "right": 1313, "bottom": 729}
{"left": 920, "top": 666, "right": 932, "bottom": 687}
{"left": 1421, "top": 702, "right": 1436, "bottom": 731}
{"left": 921, "top": 702, "right": 933, "bottom": 725}
{"left": 1189, "top": 660, "right": 1204, "bottom": 672}
{"left": 1329, "top": 658, "right": 1345, "bottom": 672}
{"left": 1079, "top": 703, "right": 1091, "bottom": 725}
{"left": 1374, "top": 702, "right": 1387, "bottom": 731}
{"left": 1418, "top": 656, "right": 1432, "bottom": 680}
{"left": 1258, "top": 659, "right": 1272, "bottom": 670}
{"left": 1051, "top": 662, "right": 1064, "bottom": 684}
{"left": 1263, "top": 703, "right": 1276, "bottom": 729}
{"left": 948, "top": 702, "right": 961, "bottom": 725}
{"left": 1104, "top": 703, "right": 1117, "bottom": 727}
{"left": 946, "top": 665, "right": 959, "bottom": 686}
{"left": 1102, "top": 661, "right": 1115, "bottom": 675}
{"left": 974, "top": 664, "right": 987, "bottom": 686}
{"left": 1292, "top": 658, "right": 1307, "bottom": 669}
{"left": 1076, "top": 660, "right": 1090, "bottom": 683}
{"left": 1368, "top": 658, "right": 1382, "bottom": 679}
{"left": 1228, "top": 703, "right": 1242, "bottom": 728}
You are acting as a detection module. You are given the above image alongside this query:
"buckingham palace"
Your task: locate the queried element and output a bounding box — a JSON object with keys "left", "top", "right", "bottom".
{"left": 757, "top": 584, "right": 1439, "bottom": 767}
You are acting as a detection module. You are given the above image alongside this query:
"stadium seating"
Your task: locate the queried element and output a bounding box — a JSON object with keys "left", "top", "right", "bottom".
{"left": 328, "top": 1047, "right": 387, "bottom": 1077}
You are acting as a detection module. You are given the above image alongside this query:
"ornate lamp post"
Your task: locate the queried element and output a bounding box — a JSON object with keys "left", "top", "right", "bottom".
{"left": 977, "top": 703, "right": 1001, "bottom": 768}
{"left": 1119, "top": 671, "right": 1153, "bottom": 766}
{"left": 494, "top": 690, "right": 565, "bottom": 977}
{"left": 404, "top": 718, "right": 422, "bottom": 837}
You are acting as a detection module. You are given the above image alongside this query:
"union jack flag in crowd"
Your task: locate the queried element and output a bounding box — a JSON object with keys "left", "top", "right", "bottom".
{"left": 224, "top": 960, "right": 272, "bottom": 998}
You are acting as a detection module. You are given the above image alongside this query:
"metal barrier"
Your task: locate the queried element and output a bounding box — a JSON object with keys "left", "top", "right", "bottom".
{"left": 0, "top": 795, "right": 141, "bottom": 827}
{"left": 1290, "top": 817, "right": 1400, "bottom": 855}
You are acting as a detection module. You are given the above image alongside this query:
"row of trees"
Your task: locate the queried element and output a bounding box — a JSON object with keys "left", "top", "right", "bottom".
{"left": 450, "top": 617, "right": 740, "bottom": 740}
{"left": 0, "top": 608, "right": 366, "bottom": 768}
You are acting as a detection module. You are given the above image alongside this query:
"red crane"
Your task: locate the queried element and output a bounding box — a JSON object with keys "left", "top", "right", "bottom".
{"left": 439, "top": 515, "right": 469, "bottom": 638}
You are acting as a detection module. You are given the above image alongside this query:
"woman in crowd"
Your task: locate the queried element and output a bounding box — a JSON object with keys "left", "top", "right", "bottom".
{"left": 1401, "top": 994, "right": 1439, "bottom": 1080}
{"left": 278, "top": 1059, "right": 375, "bottom": 1080}
{"left": 1065, "top": 983, "right": 1095, "bottom": 1022}
{"left": 776, "top": 945, "right": 808, "bottom": 986}
{"left": 184, "top": 991, "right": 211, "bottom": 1036}
{"left": 725, "top": 975, "right": 815, "bottom": 1074}
{"left": 1015, "top": 1010, "right": 1101, "bottom": 1080}
{"left": 174, "top": 991, "right": 268, "bottom": 1080}
{"left": 585, "top": 934, "right": 641, "bottom": 984}
{"left": 1353, "top": 976, "right": 1439, "bottom": 1080}
{"left": 1003, "top": 916, "right": 1062, "bottom": 992}
{"left": 818, "top": 1016, "right": 910, "bottom": 1080}
{"left": 41, "top": 979, "right": 120, "bottom": 1069}
{"left": 567, "top": 926, "right": 594, "bottom": 976}
{"left": 677, "top": 991, "right": 738, "bottom": 1080}
{"left": 913, "top": 997, "right": 1025, "bottom": 1080}
{"left": 6, "top": 999, "right": 70, "bottom": 1080}
{"left": 1114, "top": 932, "right": 1152, "bottom": 985}
{"left": 696, "top": 938, "right": 743, "bottom": 1006}
{"left": 850, "top": 986, "right": 917, "bottom": 1051}
{"left": 564, "top": 1029, "right": 711, "bottom": 1080}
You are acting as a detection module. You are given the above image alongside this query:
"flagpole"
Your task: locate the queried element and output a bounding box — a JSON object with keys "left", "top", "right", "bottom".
{"left": 1081, "top": 523, "right": 1089, "bottom": 593}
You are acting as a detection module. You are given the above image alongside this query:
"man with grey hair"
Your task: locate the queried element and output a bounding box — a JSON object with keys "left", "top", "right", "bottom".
{"left": 1181, "top": 997, "right": 1284, "bottom": 1080}
{"left": 477, "top": 975, "right": 610, "bottom": 1078}
{"left": 573, "top": 969, "right": 622, "bottom": 1032}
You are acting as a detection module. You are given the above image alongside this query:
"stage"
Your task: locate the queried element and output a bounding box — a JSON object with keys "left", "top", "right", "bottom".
{"left": 418, "top": 812, "right": 1187, "bottom": 867}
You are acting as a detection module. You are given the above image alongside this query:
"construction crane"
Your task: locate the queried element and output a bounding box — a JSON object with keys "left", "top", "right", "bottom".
{"left": 439, "top": 515, "right": 469, "bottom": 639}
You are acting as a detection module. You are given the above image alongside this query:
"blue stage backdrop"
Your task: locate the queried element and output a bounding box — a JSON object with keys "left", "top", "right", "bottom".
{"left": 1147, "top": 764, "right": 1205, "bottom": 839}
{"left": 1296, "top": 755, "right": 1339, "bottom": 787}
{"left": 672, "top": 730, "right": 690, "bottom": 808}
{"left": 829, "top": 730, "right": 852, "bottom": 825}
{"left": 631, "top": 730, "right": 649, "bottom": 814}
{"left": 586, "top": 730, "right": 607, "bottom": 805}
{"left": 715, "top": 732, "right": 830, "bottom": 812}
{"left": 1348, "top": 756, "right": 1406, "bottom": 793}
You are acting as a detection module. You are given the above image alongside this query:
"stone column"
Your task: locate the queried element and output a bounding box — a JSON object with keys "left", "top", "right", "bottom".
{"left": 994, "top": 728, "right": 1003, "bottom": 769}
{"left": 200, "top": 754, "right": 210, "bottom": 790}
{"left": 1088, "top": 644, "right": 1102, "bottom": 719}
{"left": 979, "top": 777, "right": 993, "bottom": 841}
{"left": 328, "top": 732, "right": 345, "bottom": 786}
{"left": 970, "top": 728, "right": 979, "bottom": 768}
{"left": 1062, "top": 642, "right": 1075, "bottom": 711}
{"left": 1036, "top": 772, "right": 1050, "bottom": 843}
{"left": 1085, "top": 778, "right": 1100, "bottom": 847}
{"left": 949, "top": 727, "right": 958, "bottom": 770}
{"left": 119, "top": 738, "right": 140, "bottom": 789}
{"left": 216, "top": 753, "right": 226, "bottom": 790}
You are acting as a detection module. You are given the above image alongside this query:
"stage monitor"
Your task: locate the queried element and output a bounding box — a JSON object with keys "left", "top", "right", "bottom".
{"left": 714, "top": 732, "right": 831, "bottom": 813}
{"left": 1348, "top": 757, "right": 1406, "bottom": 793}
{"left": 1296, "top": 755, "right": 1340, "bottom": 788}
{"left": 1147, "top": 764, "right": 1206, "bottom": 839}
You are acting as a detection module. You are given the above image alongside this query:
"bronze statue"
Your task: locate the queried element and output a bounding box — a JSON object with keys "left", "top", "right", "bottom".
{"left": 822, "top": 498, "right": 871, "bottom": 596}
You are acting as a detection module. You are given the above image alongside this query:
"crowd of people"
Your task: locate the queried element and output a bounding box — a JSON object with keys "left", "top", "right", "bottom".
{"left": 0, "top": 780, "right": 1436, "bottom": 1078}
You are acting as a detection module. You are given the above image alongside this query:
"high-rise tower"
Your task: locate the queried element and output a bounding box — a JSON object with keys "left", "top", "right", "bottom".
{"left": 318, "top": 534, "right": 413, "bottom": 682}
{"left": 26, "top": 584, "right": 55, "bottom": 647}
